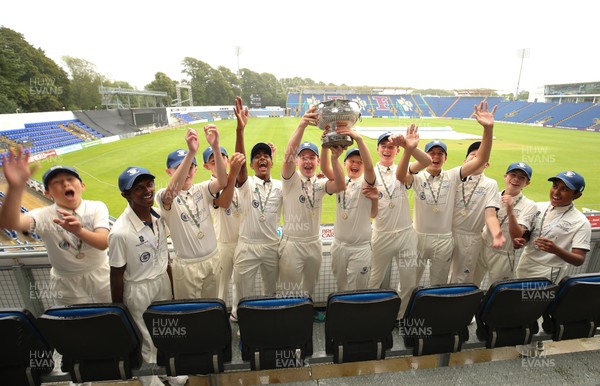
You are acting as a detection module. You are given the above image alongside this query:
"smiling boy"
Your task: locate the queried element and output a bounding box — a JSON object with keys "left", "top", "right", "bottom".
{"left": 515, "top": 171, "right": 591, "bottom": 282}
{"left": 473, "top": 162, "right": 538, "bottom": 287}
{"left": 156, "top": 126, "right": 227, "bottom": 300}
{"left": 279, "top": 106, "right": 345, "bottom": 298}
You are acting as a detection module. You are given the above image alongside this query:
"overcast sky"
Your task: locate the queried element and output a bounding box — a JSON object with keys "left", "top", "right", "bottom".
{"left": 2, "top": 0, "right": 598, "bottom": 95}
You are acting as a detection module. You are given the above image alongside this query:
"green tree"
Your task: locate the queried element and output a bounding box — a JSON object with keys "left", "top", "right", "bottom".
{"left": 146, "top": 72, "right": 177, "bottom": 106}
{"left": 62, "top": 56, "right": 104, "bottom": 110}
{"left": 181, "top": 57, "right": 214, "bottom": 105}
{"left": 0, "top": 27, "right": 70, "bottom": 113}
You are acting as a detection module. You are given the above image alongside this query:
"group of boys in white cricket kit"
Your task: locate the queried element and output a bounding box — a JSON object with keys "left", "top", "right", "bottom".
{"left": 0, "top": 97, "right": 592, "bottom": 384}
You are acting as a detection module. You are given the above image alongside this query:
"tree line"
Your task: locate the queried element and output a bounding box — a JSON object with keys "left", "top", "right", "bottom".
{"left": 0, "top": 26, "right": 520, "bottom": 114}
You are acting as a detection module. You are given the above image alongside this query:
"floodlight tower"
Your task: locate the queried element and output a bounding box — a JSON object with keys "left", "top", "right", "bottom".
{"left": 236, "top": 46, "right": 243, "bottom": 98}
{"left": 515, "top": 48, "right": 530, "bottom": 101}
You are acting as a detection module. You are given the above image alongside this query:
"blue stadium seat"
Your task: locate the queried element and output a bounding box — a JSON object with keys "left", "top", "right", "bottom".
{"left": 402, "top": 284, "right": 483, "bottom": 356}
{"left": 238, "top": 296, "right": 313, "bottom": 370}
{"left": 143, "top": 299, "right": 232, "bottom": 375}
{"left": 542, "top": 273, "right": 600, "bottom": 341}
{"left": 37, "top": 303, "right": 142, "bottom": 383}
{"left": 325, "top": 289, "right": 399, "bottom": 363}
{"left": 0, "top": 308, "right": 54, "bottom": 386}
{"left": 475, "top": 278, "right": 558, "bottom": 348}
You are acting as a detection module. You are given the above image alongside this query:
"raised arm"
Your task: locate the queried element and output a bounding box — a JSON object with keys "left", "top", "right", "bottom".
{"left": 214, "top": 152, "right": 245, "bottom": 208}
{"left": 340, "top": 128, "right": 375, "bottom": 185}
{"left": 461, "top": 101, "right": 497, "bottom": 178}
{"left": 0, "top": 147, "right": 35, "bottom": 232}
{"left": 234, "top": 96, "right": 249, "bottom": 186}
{"left": 393, "top": 124, "right": 431, "bottom": 185}
{"left": 320, "top": 146, "right": 333, "bottom": 180}
{"left": 325, "top": 145, "right": 346, "bottom": 194}
{"left": 282, "top": 106, "right": 318, "bottom": 179}
{"left": 205, "top": 125, "right": 228, "bottom": 195}
{"left": 161, "top": 128, "right": 199, "bottom": 208}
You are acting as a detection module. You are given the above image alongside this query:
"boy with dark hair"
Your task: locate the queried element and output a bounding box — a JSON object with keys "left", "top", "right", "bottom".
{"left": 110, "top": 166, "right": 185, "bottom": 386}
{"left": 515, "top": 171, "right": 591, "bottom": 282}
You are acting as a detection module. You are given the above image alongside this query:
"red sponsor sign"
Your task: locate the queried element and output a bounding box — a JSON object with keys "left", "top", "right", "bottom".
{"left": 586, "top": 215, "right": 600, "bottom": 229}
{"left": 29, "top": 150, "right": 57, "bottom": 162}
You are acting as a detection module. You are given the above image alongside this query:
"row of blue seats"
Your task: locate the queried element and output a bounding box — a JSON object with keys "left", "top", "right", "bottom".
{"left": 33, "top": 137, "right": 82, "bottom": 148}
{"left": 288, "top": 94, "right": 599, "bottom": 127}
{"left": 25, "top": 120, "right": 80, "bottom": 128}
{"left": 2, "top": 274, "right": 599, "bottom": 385}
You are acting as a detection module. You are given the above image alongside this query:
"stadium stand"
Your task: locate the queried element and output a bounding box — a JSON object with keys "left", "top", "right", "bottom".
{"left": 556, "top": 103, "right": 600, "bottom": 129}
{"left": 542, "top": 102, "right": 594, "bottom": 126}
{"left": 287, "top": 93, "right": 600, "bottom": 130}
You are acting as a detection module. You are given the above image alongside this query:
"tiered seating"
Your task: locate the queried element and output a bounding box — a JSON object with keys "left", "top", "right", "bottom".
{"left": 500, "top": 102, "right": 553, "bottom": 123}
{"left": 0, "top": 123, "right": 85, "bottom": 154}
{"left": 543, "top": 102, "right": 594, "bottom": 126}
{"left": 442, "top": 97, "right": 486, "bottom": 118}
{"left": 423, "top": 96, "right": 458, "bottom": 117}
{"left": 556, "top": 104, "right": 600, "bottom": 129}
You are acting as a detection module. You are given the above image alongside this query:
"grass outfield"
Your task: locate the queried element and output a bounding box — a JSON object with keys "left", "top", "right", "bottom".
{"left": 29, "top": 117, "right": 599, "bottom": 222}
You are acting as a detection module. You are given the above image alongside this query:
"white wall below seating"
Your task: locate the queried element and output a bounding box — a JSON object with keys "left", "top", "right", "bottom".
{"left": 0, "top": 111, "right": 77, "bottom": 131}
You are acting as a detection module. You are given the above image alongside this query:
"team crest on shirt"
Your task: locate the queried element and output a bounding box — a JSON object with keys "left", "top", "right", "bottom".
{"left": 139, "top": 236, "right": 144, "bottom": 243}
{"left": 181, "top": 213, "right": 191, "bottom": 222}
{"left": 299, "top": 195, "right": 306, "bottom": 203}
{"left": 139, "top": 252, "right": 151, "bottom": 263}
{"left": 378, "top": 191, "right": 383, "bottom": 199}
{"left": 419, "top": 192, "right": 426, "bottom": 200}
{"left": 225, "top": 208, "right": 232, "bottom": 216}
{"left": 58, "top": 240, "right": 70, "bottom": 250}
{"left": 252, "top": 199, "right": 259, "bottom": 208}
{"left": 360, "top": 266, "right": 370, "bottom": 274}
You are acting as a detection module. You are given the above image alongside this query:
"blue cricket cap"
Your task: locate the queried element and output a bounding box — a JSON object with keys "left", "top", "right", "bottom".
{"left": 377, "top": 132, "right": 393, "bottom": 146}
{"left": 506, "top": 162, "right": 533, "bottom": 180}
{"left": 425, "top": 140, "right": 447, "bottom": 154}
{"left": 42, "top": 166, "right": 81, "bottom": 190}
{"left": 118, "top": 166, "right": 155, "bottom": 192}
{"left": 297, "top": 142, "right": 319, "bottom": 156}
{"left": 344, "top": 147, "right": 360, "bottom": 161}
{"left": 166, "top": 149, "right": 197, "bottom": 169}
{"left": 548, "top": 171, "right": 585, "bottom": 193}
{"left": 202, "top": 146, "right": 228, "bottom": 164}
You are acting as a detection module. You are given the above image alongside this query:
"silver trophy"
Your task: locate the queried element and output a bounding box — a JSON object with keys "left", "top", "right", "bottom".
{"left": 315, "top": 100, "right": 361, "bottom": 148}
